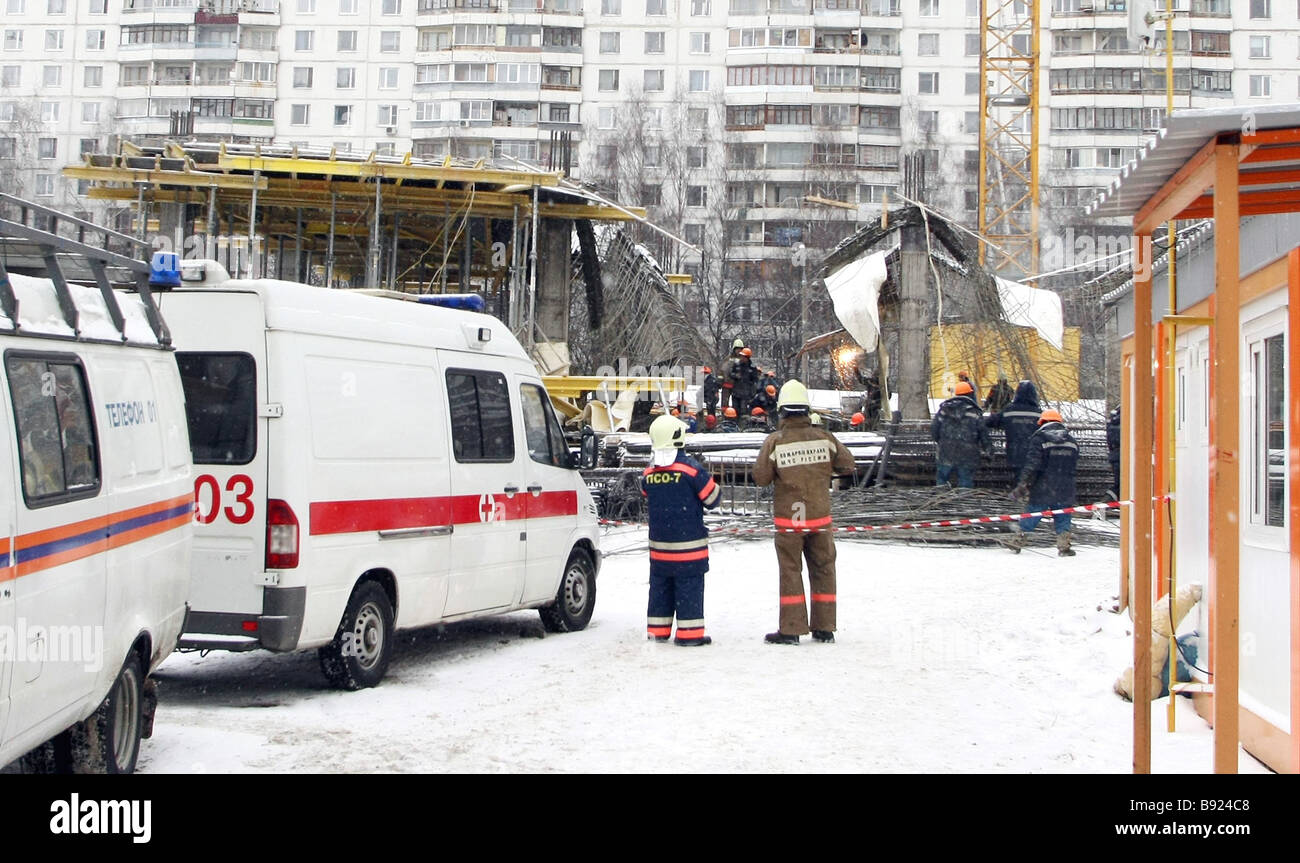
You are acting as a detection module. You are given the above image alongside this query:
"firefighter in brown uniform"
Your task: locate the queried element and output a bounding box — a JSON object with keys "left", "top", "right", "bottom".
{"left": 751, "top": 380, "right": 856, "bottom": 645}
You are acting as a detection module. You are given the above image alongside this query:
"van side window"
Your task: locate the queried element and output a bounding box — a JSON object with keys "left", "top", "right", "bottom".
{"left": 5, "top": 354, "right": 100, "bottom": 505}
{"left": 519, "top": 384, "right": 568, "bottom": 468}
{"left": 177, "top": 352, "right": 256, "bottom": 464}
{"left": 447, "top": 369, "right": 514, "bottom": 463}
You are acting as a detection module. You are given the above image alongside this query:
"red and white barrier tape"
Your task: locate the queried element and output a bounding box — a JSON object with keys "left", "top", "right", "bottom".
{"left": 600, "top": 499, "right": 1138, "bottom": 535}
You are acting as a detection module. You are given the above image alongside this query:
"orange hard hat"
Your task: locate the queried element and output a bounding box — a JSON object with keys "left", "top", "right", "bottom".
{"left": 751, "top": 407, "right": 765, "bottom": 416}
{"left": 705, "top": 414, "right": 717, "bottom": 427}
{"left": 741, "top": 347, "right": 752, "bottom": 357}
{"left": 724, "top": 407, "right": 737, "bottom": 418}
{"left": 1038, "top": 409, "right": 1063, "bottom": 424}
{"left": 851, "top": 412, "right": 865, "bottom": 425}
{"left": 671, "top": 409, "right": 680, "bottom": 416}
{"left": 955, "top": 382, "right": 974, "bottom": 395}
{"left": 765, "top": 385, "right": 776, "bottom": 395}
{"left": 701, "top": 366, "right": 712, "bottom": 374}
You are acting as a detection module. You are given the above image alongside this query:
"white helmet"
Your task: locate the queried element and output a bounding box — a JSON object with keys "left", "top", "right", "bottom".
{"left": 649, "top": 414, "right": 688, "bottom": 466}
{"left": 775, "top": 379, "right": 810, "bottom": 414}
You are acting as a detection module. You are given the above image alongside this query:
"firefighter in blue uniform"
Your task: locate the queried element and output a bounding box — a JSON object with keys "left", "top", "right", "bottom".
{"left": 641, "top": 414, "right": 721, "bottom": 645}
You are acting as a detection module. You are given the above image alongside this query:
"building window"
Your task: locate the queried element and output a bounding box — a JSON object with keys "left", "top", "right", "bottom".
{"left": 89, "top": 0, "right": 106, "bottom": 11}
{"left": 919, "top": 72, "right": 939, "bottom": 94}
{"left": 38, "top": 137, "right": 57, "bottom": 159}
{"left": 293, "top": 67, "right": 313, "bottom": 88}
{"left": 600, "top": 0, "right": 620, "bottom": 12}
{"left": 45, "top": 30, "right": 65, "bottom": 51}
{"left": 337, "top": 67, "right": 356, "bottom": 88}
{"left": 965, "top": 110, "right": 980, "bottom": 133}
{"left": 35, "top": 173, "right": 55, "bottom": 197}
{"left": 0, "top": 138, "right": 12, "bottom": 158}
{"left": 1249, "top": 329, "right": 1285, "bottom": 527}
{"left": 334, "top": 105, "right": 352, "bottom": 125}
{"left": 1250, "top": 74, "right": 1272, "bottom": 98}
{"left": 687, "top": 145, "right": 707, "bottom": 168}
{"left": 339, "top": 0, "right": 357, "bottom": 12}
{"left": 690, "top": 32, "right": 711, "bottom": 54}
{"left": 647, "top": 0, "right": 665, "bottom": 12}
{"left": 965, "top": 72, "right": 980, "bottom": 95}
{"left": 85, "top": 29, "right": 105, "bottom": 51}
{"left": 291, "top": 104, "right": 310, "bottom": 125}
{"left": 84, "top": 66, "right": 103, "bottom": 88}
{"left": 378, "top": 104, "right": 398, "bottom": 126}
{"left": 1249, "top": 0, "right": 1270, "bottom": 17}
{"left": 295, "top": 30, "right": 314, "bottom": 52}
{"left": 1250, "top": 35, "right": 1271, "bottom": 58}
{"left": 382, "top": 0, "right": 401, "bottom": 12}
{"left": 645, "top": 31, "right": 664, "bottom": 53}
{"left": 2, "top": 30, "right": 19, "bottom": 51}
{"left": 380, "top": 31, "right": 400, "bottom": 52}
{"left": 42, "top": 66, "right": 61, "bottom": 87}
{"left": 598, "top": 69, "right": 619, "bottom": 91}
{"left": 297, "top": 0, "right": 316, "bottom": 11}
{"left": 380, "top": 67, "right": 399, "bottom": 88}
{"left": 690, "top": 0, "right": 710, "bottom": 12}
{"left": 918, "top": 110, "right": 937, "bottom": 133}
{"left": 965, "top": 32, "right": 980, "bottom": 55}
{"left": 641, "top": 183, "right": 661, "bottom": 205}
{"left": 42, "top": 102, "right": 60, "bottom": 122}
{"left": 644, "top": 68, "right": 664, "bottom": 91}
{"left": 596, "top": 106, "right": 615, "bottom": 129}
{"left": 920, "top": 0, "right": 938, "bottom": 15}
{"left": 338, "top": 30, "right": 357, "bottom": 51}
{"left": 599, "top": 32, "right": 620, "bottom": 53}
{"left": 918, "top": 33, "right": 939, "bottom": 56}
{"left": 81, "top": 101, "right": 100, "bottom": 122}
{"left": 686, "top": 185, "right": 707, "bottom": 207}
{"left": 689, "top": 69, "right": 710, "bottom": 90}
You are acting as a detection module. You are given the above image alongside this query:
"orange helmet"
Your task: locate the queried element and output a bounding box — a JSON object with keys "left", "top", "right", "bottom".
{"left": 741, "top": 347, "right": 752, "bottom": 357}
{"left": 724, "top": 407, "right": 737, "bottom": 418}
{"left": 851, "top": 412, "right": 865, "bottom": 425}
{"left": 704, "top": 414, "right": 717, "bottom": 428}
{"left": 1038, "top": 409, "right": 1063, "bottom": 425}
{"left": 765, "top": 384, "right": 776, "bottom": 395}
{"left": 701, "top": 366, "right": 712, "bottom": 374}
{"left": 955, "top": 382, "right": 974, "bottom": 396}
{"left": 751, "top": 407, "right": 765, "bottom": 416}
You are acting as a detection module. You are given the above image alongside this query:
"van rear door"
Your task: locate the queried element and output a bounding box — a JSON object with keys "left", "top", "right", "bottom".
{"left": 163, "top": 292, "right": 269, "bottom": 637}
{"left": 517, "top": 380, "right": 580, "bottom": 604}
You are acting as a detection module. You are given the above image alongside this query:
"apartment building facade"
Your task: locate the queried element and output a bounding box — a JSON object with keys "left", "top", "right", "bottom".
{"left": 0, "top": 0, "right": 1295, "bottom": 358}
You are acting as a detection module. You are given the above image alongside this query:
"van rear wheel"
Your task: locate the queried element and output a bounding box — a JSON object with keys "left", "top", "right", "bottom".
{"left": 319, "top": 581, "right": 394, "bottom": 690}
{"left": 539, "top": 548, "right": 596, "bottom": 633}
{"left": 68, "top": 654, "right": 145, "bottom": 774}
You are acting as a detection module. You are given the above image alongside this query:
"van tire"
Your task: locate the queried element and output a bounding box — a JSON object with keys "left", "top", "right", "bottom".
{"left": 68, "top": 654, "right": 145, "bottom": 774}
{"left": 319, "top": 581, "right": 394, "bottom": 690}
{"left": 539, "top": 548, "right": 596, "bottom": 633}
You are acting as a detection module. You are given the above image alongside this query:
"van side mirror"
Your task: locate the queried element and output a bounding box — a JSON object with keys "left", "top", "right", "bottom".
{"left": 576, "top": 425, "right": 598, "bottom": 469}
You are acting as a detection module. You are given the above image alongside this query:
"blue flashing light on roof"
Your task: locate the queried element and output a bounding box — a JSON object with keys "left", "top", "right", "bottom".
{"left": 149, "top": 252, "right": 182, "bottom": 288}
{"left": 415, "top": 293, "right": 486, "bottom": 313}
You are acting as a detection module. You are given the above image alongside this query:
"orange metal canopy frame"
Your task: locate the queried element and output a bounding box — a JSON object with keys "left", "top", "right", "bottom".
{"left": 1087, "top": 104, "right": 1300, "bottom": 774}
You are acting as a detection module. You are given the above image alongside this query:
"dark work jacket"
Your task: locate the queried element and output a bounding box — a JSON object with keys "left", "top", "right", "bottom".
{"left": 640, "top": 453, "right": 720, "bottom": 576}
{"left": 1018, "top": 422, "right": 1079, "bottom": 507}
{"left": 1106, "top": 408, "right": 1121, "bottom": 467}
{"left": 986, "top": 381, "right": 1041, "bottom": 473}
{"left": 702, "top": 374, "right": 721, "bottom": 402}
{"left": 931, "top": 394, "right": 989, "bottom": 467}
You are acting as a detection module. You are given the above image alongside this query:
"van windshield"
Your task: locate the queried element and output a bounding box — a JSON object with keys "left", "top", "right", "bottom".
{"left": 177, "top": 352, "right": 256, "bottom": 465}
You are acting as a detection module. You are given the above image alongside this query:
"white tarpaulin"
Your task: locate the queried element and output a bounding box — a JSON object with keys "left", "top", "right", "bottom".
{"left": 996, "top": 277, "right": 1064, "bottom": 352}
{"left": 825, "top": 249, "right": 889, "bottom": 352}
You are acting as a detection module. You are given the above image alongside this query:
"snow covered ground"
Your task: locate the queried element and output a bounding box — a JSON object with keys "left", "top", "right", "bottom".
{"left": 138, "top": 529, "right": 1272, "bottom": 774}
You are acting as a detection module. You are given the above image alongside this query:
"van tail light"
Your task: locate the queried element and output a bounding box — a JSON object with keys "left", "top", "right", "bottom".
{"left": 266, "top": 499, "right": 299, "bottom": 569}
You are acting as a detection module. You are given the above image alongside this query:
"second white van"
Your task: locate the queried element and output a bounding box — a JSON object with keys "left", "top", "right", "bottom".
{"left": 159, "top": 261, "right": 600, "bottom": 689}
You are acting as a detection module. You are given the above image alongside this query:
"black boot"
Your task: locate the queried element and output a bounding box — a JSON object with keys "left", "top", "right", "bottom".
{"left": 764, "top": 632, "right": 799, "bottom": 645}
{"left": 675, "top": 636, "right": 713, "bottom": 646}
{"left": 811, "top": 630, "right": 835, "bottom": 643}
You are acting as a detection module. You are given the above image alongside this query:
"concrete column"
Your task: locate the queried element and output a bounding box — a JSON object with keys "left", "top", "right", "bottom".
{"left": 534, "top": 217, "right": 571, "bottom": 343}
{"left": 897, "top": 222, "right": 931, "bottom": 420}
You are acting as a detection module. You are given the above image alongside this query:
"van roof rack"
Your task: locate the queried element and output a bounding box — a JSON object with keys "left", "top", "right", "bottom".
{"left": 0, "top": 193, "right": 170, "bottom": 347}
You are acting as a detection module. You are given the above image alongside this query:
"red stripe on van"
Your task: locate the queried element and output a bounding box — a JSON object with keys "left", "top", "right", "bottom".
{"left": 310, "top": 497, "right": 453, "bottom": 536}
{"left": 309, "top": 490, "right": 580, "bottom": 536}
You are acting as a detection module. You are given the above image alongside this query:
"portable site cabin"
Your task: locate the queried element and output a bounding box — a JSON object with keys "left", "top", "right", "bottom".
{"left": 1087, "top": 104, "right": 1300, "bottom": 774}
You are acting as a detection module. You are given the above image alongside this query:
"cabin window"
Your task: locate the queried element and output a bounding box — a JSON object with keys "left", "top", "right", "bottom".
{"left": 447, "top": 369, "right": 515, "bottom": 463}
{"left": 1248, "top": 331, "right": 1285, "bottom": 528}
{"left": 519, "top": 383, "right": 568, "bottom": 468}
{"left": 177, "top": 352, "right": 257, "bottom": 465}
{"left": 5, "top": 353, "right": 100, "bottom": 505}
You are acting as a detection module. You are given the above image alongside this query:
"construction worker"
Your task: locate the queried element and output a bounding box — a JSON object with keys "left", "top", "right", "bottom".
{"left": 931, "top": 381, "right": 989, "bottom": 488}
{"left": 1106, "top": 405, "right": 1121, "bottom": 501}
{"left": 1009, "top": 409, "right": 1080, "bottom": 556}
{"left": 745, "top": 406, "right": 770, "bottom": 432}
{"left": 985, "top": 379, "right": 1041, "bottom": 481}
{"left": 720, "top": 338, "right": 746, "bottom": 413}
{"left": 641, "top": 414, "right": 721, "bottom": 645}
{"left": 752, "top": 380, "right": 856, "bottom": 645}
{"left": 701, "top": 366, "right": 721, "bottom": 416}
{"left": 702, "top": 413, "right": 718, "bottom": 433}
{"left": 849, "top": 412, "right": 865, "bottom": 431}
{"left": 718, "top": 406, "right": 740, "bottom": 433}
{"left": 749, "top": 383, "right": 778, "bottom": 416}
{"left": 729, "top": 348, "right": 760, "bottom": 414}
{"left": 983, "top": 373, "right": 1015, "bottom": 414}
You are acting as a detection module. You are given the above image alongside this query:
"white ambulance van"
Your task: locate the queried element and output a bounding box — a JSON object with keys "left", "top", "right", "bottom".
{"left": 0, "top": 224, "right": 192, "bottom": 773}
{"left": 161, "top": 261, "right": 600, "bottom": 689}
